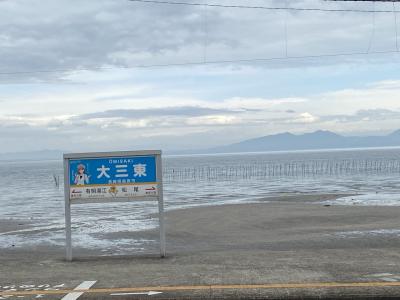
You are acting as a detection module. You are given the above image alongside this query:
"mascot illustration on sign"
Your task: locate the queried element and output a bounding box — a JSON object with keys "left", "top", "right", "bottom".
{"left": 74, "top": 164, "right": 90, "bottom": 185}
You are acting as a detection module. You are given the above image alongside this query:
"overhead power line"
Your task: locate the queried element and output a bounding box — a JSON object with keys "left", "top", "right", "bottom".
{"left": 366, "top": 1, "right": 376, "bottom": 53}
{"left": 325, "top": 0, "right": 400, "bottom": 2}
{"left": 394, "top": 1, "right": 399, "bottom": 51}
{"left": 0, "top": 50, "right": 399, "bottom": 77}
{"left": 128, "top": 0, "right": 398, "bottom": 13}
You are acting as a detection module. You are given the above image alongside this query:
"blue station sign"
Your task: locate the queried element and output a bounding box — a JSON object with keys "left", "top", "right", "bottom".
{"left": 69, "top": 155, "right": 157, "bottom": 186}
{"left": 67, "top": 155, "right": 158, "bottom": 200}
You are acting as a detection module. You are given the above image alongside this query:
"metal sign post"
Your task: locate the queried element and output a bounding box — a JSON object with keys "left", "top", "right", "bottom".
{"left": 63, "top": 150, "right": 165, "bottom": 261}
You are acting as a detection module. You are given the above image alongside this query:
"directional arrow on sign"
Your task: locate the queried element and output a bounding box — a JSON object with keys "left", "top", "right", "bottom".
{"left": 110, "top": 291, "right": 163, "bottom": 296}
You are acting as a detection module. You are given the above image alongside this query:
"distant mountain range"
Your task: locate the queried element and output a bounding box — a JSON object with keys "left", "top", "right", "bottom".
{"left": 1, "top": 130, "right": 400, "bottom": 161}
{"left": 207, "top": 129, "right": 400, "bottom": 153}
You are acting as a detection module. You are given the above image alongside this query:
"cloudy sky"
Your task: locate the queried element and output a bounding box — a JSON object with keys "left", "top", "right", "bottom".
{"left": 1, "top": 0, "right": 400, "bottom": 153}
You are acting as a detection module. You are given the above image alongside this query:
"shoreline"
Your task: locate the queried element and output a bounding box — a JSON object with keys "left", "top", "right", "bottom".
{"left": 0, "top": 193, "right": 371, "bottom": 242}
{"left": 0, "top": 219, "right": 34, "bottom": 234}
{"left": 0, "top": 191, "right": 397, "bottom": 254}
{"left": 159, "top": 192, "right": 353, "bottom": 215}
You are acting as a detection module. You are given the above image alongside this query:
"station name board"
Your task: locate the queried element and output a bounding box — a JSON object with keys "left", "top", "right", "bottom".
{"left": 68, "top": 155, "right": 158, "bottom": 200}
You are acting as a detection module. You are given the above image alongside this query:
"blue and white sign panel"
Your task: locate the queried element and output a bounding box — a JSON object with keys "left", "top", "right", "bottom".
{"left": 68, "top": 155, "right": 158, "bottom": 200}
{"left": 63, "top": 150, "right": 165, "bottom": 260}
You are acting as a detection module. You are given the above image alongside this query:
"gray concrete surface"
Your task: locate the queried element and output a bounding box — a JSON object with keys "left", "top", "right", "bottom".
{"left": 1, "top": 194, "right": 400, "bottom": 299}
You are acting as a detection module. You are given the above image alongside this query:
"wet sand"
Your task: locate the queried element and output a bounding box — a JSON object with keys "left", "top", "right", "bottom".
{"left": 0, "top": 219, "right": 33, "bottom": 234}
{"left": 2, "top": 193, "right": 400, "bottom": 299}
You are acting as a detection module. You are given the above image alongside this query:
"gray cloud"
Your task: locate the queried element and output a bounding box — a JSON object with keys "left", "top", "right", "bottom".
{"left": 75, "top": 106, "right": 245, "bottom": 120}
{"left": 322, "top": 109, "right": 400, "bottom": 123}
{"left": 1, "top": 106, "right": 400, "bottom": 153}
{"left": 94, "top": 94, "right": 147, "bottom": 102}
{"left": 0, "top": 0, "right": 399, "bottom": 82}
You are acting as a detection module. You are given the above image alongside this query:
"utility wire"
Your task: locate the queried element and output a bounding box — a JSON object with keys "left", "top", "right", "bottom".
{"left": 0, "top": 50, "right": 399, "bottom": 76}
{"left": 284, "top": 0, "right": 289, "bottom": 57}
{"left": 203, "top": 0, "right": 208, "bottom": 63}
{"left": 366, "top": 1, "right": 375, "bottom": 53}
{"left": 128, "top": 0, "right": 398, "bottom": 13}
{"left": 394, "top": 1, "right": 399, "bottom": 51}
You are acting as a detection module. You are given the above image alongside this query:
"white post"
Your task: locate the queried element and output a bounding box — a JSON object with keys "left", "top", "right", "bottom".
{"left": 157, "top": 154, "right": 166, "bottom": 257}
{"left": 64, "top": 158, "right": 72, "bottom": 261}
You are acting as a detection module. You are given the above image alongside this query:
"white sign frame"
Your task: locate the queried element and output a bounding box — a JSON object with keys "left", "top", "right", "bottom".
{"left": 63, "top": 150, "right": 165, "bottom": 261}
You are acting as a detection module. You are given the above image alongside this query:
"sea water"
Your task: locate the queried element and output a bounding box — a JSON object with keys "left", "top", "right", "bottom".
{"left": 0, "top": 148, "right": 399, "bottom": 252}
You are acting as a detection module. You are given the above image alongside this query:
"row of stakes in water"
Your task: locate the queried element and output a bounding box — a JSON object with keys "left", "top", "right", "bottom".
{"left": 50, "top": 159, "right": 400, "bottom": 184}
{"left": 163, "top": 159, "right": 400, "bottom": 182}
